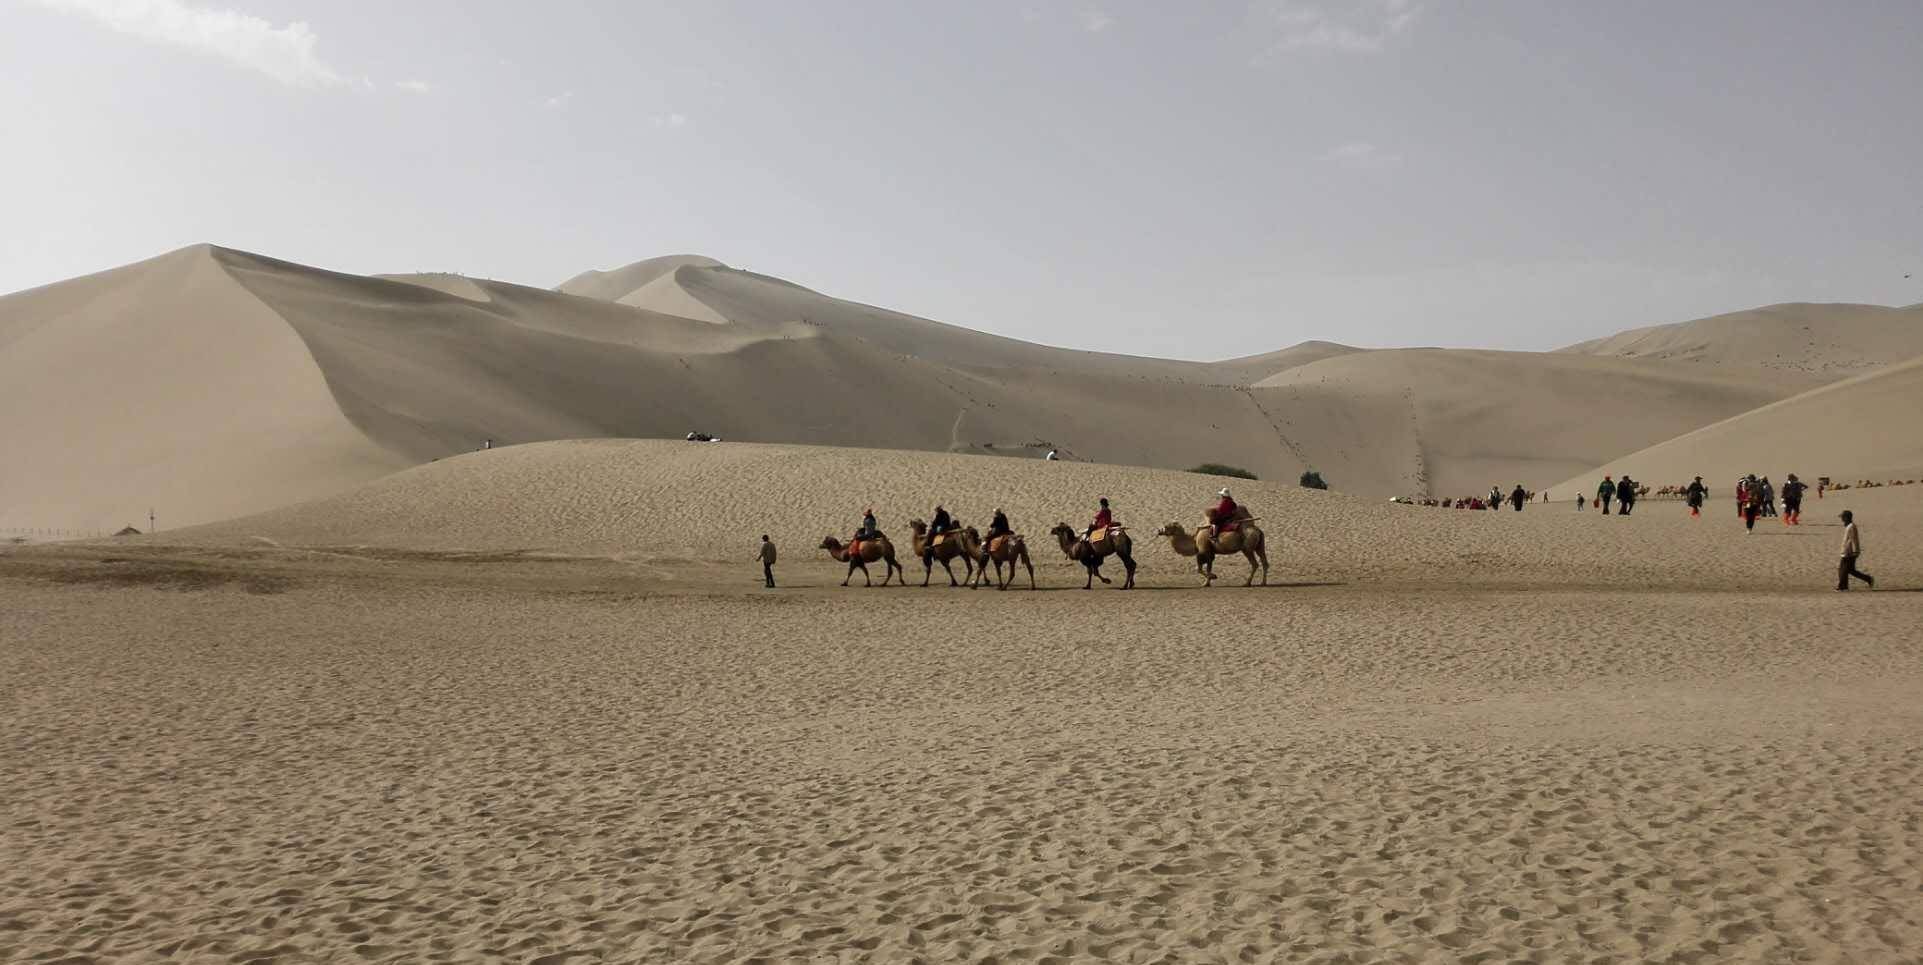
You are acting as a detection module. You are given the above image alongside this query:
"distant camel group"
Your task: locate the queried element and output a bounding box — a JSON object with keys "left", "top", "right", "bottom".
{"left": 818, "top": 507, "right": 1269, "bottom": 590}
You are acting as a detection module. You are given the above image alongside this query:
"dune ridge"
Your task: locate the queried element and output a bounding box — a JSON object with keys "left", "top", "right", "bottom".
{"left": 7, "top": 244, "right": 1920, "bottom": 534}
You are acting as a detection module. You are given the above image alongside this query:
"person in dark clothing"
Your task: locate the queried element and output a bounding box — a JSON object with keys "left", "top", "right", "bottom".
{"left": 757, "top": 535, "right": 777, "bottom": 588}
{"left": 1760, "top": 476, "right": 1777, "bottom": 517}
{"left": 1615, "top": 476, "right": 1636, "bottom": 515}
{"left": 1685, "top": 476, "right": 1708, "bottom": 517}
{"left": 1742, "top": 476, "right": 1763, "bottom": 532}
{"left": 1597, "top": 476, "right": 1614, "bottom": 514}
{"left": 1782, "top": 474, "right": 1807, "bottom": 525}
{"left": 925, "top": 505, "right": 955, "bottom": 561}
{"left": 854, "top": 508, "right": 879, "bottom": 544}
{"left": 1510, "top": 485, "right": 1527, "bottom": 511}
{"left": 985, "top": 508, "right": 1011, "bottom": 541}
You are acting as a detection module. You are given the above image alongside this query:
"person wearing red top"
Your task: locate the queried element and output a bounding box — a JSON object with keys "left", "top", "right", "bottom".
{"left": 1209, "top": 487, "right": 1239, "bottom": 535}
{"left": 1083, "top": 498, "right": 1114, "bottom": 541}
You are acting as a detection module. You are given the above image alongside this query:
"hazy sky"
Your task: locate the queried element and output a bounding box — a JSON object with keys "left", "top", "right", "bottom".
{"left": 4, "top": 1, "right": 1919, "bottom": 359}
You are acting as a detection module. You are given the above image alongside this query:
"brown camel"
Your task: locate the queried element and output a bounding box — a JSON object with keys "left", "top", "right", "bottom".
{"left": 909, "top": 519, "right": 978, "bottom": 587}
{"left": 968, "top": 527, "right": 1037, "bottom": 590}
{"left": 819, "top": 534, "right": 906, "bottom": 587}
{"left": 1049, "top": 522, "right": 1137, "bottom": 590}
{"left": 1159, "top": 511, "right": 1269, "bottom": 586}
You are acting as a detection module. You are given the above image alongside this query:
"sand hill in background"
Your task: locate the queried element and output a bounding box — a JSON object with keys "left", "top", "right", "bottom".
{"left": 1555, "top": 350, "right": 1923, "bottom": 494}
{"left": 6, "top": 245, "right": 1919, "bottom": 534}
{"left": 1559, "top": 302, "right": 1923, "bottom": 378}
{"left": 180, "top": 438, "right": 1922, "bottom": 591}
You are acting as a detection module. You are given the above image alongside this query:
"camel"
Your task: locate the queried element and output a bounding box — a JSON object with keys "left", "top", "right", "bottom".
{"left": 1049, "top": 522, "right": 1137, "bottom": 590}
{"left": 968, "top": 527, "right": 1037, "bottom": 590}
{"left": 908, "top": 519, "right": 978, "bottom": 587}
{"left": 819, "top": 534, "right": 906, "bottom": 587}
{"left": 1158, "top": 510, "right": 1269, "bottom": 587}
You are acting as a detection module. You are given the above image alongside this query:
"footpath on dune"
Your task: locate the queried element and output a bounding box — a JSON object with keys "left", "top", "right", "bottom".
{"left": 176, "top": 439, "right": 1922, "bottom": 592}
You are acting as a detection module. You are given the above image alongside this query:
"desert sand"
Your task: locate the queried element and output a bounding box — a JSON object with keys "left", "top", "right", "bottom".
{"left": 9, "top": 244, "right": 1915, "bottom": 535}
{"left": 5, "top": 442, "right": 1922, "bottom": 962}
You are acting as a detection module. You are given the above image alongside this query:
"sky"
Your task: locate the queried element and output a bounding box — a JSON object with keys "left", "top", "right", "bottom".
{"left": 3, "top": 0, "right": 1920, "bottom": 360}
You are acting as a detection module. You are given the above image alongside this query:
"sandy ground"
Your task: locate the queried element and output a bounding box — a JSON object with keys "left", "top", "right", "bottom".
{"left": 5, "top": 479, "right": 1921, "bottom": 963}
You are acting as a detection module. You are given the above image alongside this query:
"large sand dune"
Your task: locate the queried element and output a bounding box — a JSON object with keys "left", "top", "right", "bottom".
{"left": 183, "top": 438, "right": 1921, "bottom": 591}
{"left": 4, "top": 245, "right": 1905, "bottom": 534}
{"left": 1555, "top": 350, "right": 1923, "bottom": 494}
{"left": 1559, "top": 301, "right": 1923, "bottom": 378}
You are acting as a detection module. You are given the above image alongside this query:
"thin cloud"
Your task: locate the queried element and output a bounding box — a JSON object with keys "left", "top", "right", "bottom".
{"left": 544, "top": 90, "right": 574, "bottom": 110}
{"left": 1079, "top": 6, "right": 1114, "bottom": 33}
{"left": 652, "top": 112, "right": 688, "bottom": 129}
{"left": 395, "top": 79, "right": 432, "bottom": 94}
{"left": 27, "top": 0, "right": 360, "bottom": 88}
{"left": 1321, "top": 142, "right": 1402, "bottom": 169}
{"left": 1255, "top": 0, "right": 1422, "bottom": 55}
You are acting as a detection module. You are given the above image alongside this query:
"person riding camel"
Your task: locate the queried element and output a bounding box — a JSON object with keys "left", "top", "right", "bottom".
{"left": 926, "top": 504, "right": 955, "bottom": 555}
{"left": 985, "top": 508, "right": 1012, "bottom": 545}
{"left": 853, "top": 507, "right": 879, "bottom": 547}
{"left": 1082, "top": 498, "right": 1114, "bottom": 545}
{"left": 1208, "top": 488, "right": 1239, "bottom": 537}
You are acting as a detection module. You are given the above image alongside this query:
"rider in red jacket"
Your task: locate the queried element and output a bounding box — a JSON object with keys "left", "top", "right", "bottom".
{"left": 1083, "top": 498, "right": 1114, "bottom": 540}
{"left": 1209, "top": 488, "right": 1239, "bottom": 535}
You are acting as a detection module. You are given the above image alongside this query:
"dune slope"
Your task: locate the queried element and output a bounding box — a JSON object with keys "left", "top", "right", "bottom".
{"left": 0, "top": 246, "right": 408, "bottom": 533}
{"left": 1554, "top": 350, "right": 1923, "bottom": 494}
{"left": 182, "top": 439, "right": 1922, "bottom": 590}
{"left": 1559, "top": 302, "right": 1923, "bottom": 379}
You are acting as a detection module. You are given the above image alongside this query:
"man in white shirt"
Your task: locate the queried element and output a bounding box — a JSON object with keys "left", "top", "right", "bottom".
{"left": 1837, "top": 510, "right": 1874, "bottom": 591}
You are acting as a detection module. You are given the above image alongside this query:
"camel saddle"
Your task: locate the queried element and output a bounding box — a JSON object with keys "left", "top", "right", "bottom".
{"left": 930, "top": 531, "right": 957, "bottom": 549}
{"left": 1086, "top": 526, "right": 1120, "bottom": 549}
{"left": 987, "top": 534, "right": 1012, "bottom": 554}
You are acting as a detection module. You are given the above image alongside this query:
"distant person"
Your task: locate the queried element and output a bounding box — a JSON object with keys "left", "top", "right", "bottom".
{"left": 1735, "top": 475, "right": 1749, "bottom": 519}
{"left": 1044, "top": 449, "right": 1059, "bottom": 461}
{"left": 1760, "top": 476, "right": 1777, "bottom": 517}
{"left": 757, "top": 535, "right": 778, "bottom": 588}
{"left": 482, "top": 439, "right": 493, "bottom": 450}
{"left": 1742, "top": 475, "right": 1764, "bottom": 532}
{"left": 854, "top": 507, "right": 879, "bottom": 544}
{"left": 1782, "top": 474, "right": 1807, "bottom": 525}
{"left": 1837, "top": 510, "right": 1873, "bottom": 591}
{"left": 1510, "top": 484, "right": 1527, "bottom": 511}
{"left": 1597, "top": 475, "right": 1614, "bottom": 515}
{"left": 1577, "top": 494, "right": 1586, "bottom": 511}
{"left": 1615, "top": 476, "right": 1636, "bottom": 516}
{"left": 1685, "top": 476, "right": 1707, "bottom": 518}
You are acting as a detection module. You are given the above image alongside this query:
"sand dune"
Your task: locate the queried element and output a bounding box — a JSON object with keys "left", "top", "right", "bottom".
{"left": 10, "top": 441, "right": 1922, "bottom": 960}
{"left": 0, "top": 246, "right": 409, "bottom": 535}
{"left": 1560, "top": 301, "right": 1923, "bottom": 378}
{"left": 1556, "top": 350, "right": 1923, "bottom": 494}
{"left": 4, "top": 246, "right": 1894, "bottom": 535}
{"left": 1254, "top": 348, "right": 1815, "bottom": 498}
{"left": 183, "top": 438, "right": 1922, "bottom": 591}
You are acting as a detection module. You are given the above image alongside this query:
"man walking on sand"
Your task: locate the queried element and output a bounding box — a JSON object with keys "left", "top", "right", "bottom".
{"left": 1597, "top": 475, "right": 1614, "bottom": 515}
{"left": 757, "top": 534, "right": 778, "bottom": 588}
{"left": 1837, "top": 511, "right": 1873, "bottom": 591}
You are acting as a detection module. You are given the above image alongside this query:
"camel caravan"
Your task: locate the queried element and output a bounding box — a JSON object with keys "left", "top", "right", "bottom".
{"left": 820, "top": 488, "right": 1265, "bottom": 590}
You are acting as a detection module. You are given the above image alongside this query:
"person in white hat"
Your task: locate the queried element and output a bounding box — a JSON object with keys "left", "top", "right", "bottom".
{"left": 1208, "top": 487, "right": 1239, "bottom": 538}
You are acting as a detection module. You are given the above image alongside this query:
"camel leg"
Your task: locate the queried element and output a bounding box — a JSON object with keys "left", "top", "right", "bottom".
{"left": 1243, "top": 549, "right": 1258, "bottom": 587}
{"left": 1119, "top": 551, "right": 1136, "bottom": 589}
{"left": 1022, "top": 552, "right": 1036, "bottom": 590}
{"left": 940, "top": 557, "right": 958, "bottom": 587}
{"left": 842, "top": 559, "right": 856, "bottom": 587}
